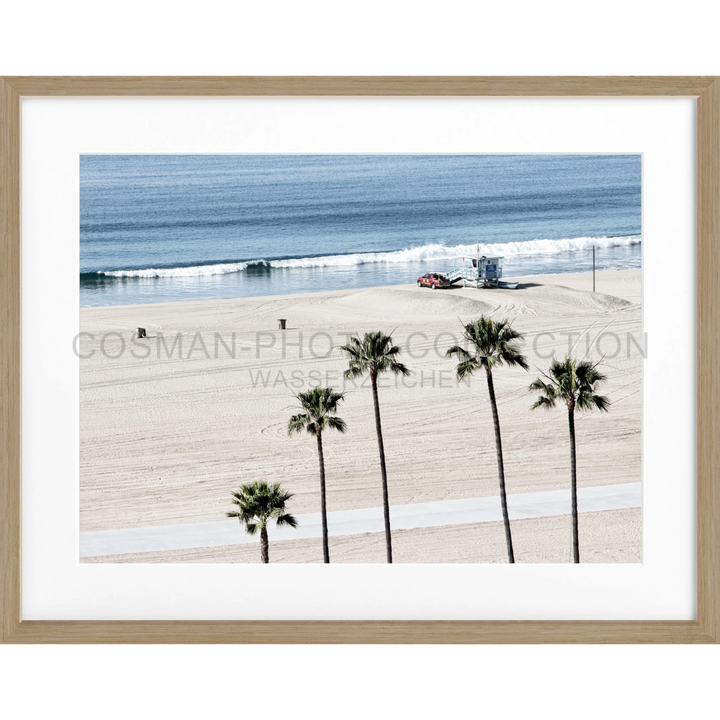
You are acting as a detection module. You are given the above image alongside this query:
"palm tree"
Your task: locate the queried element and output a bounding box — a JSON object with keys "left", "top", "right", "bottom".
{"left": 529, "top": 357, "right": 610, "bottom": 563}
{"left": 288, "top": 387, "right": 346, "bottom": 563}
{"left": 340, "top": 331, "right": 410, "bottom": 563}
{"left": 227, "top": 481, "right": 298, "bottom": 563}
{"left": 446, "top": 317, "right": 528, "bottom": 563}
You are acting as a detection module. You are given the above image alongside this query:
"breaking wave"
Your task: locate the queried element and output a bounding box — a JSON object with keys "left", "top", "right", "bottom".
{"left": 98, "top": 262, "right": 250, "bottom": 278}
{"left": 83, "top": 235, "right": 641, "bottom": 280}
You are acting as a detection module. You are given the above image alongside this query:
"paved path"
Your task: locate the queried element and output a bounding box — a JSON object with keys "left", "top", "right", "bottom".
{"left": 80, "top": 482, "right": 641, "bottom": 558}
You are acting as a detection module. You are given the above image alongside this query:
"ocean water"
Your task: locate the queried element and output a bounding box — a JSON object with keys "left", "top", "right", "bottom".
{"left": 80, "top": 155, "right": 641, "bottom": 307}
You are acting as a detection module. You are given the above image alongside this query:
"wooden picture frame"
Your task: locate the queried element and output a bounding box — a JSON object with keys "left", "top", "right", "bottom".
{"left": 1, "top": 76, "right": 718, "bottom": 643}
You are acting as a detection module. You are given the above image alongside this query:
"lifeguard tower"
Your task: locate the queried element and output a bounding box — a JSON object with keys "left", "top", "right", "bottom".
{"left": 445, "top": 252, "right": 516, "bottom": 289}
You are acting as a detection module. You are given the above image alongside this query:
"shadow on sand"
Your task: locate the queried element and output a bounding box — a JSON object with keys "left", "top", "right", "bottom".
{"left": 436, "top": 281, "right": 544, "bottom": 291}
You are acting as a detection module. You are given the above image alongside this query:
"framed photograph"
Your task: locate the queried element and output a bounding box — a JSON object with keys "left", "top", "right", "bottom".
{"left": 1, "top": 77, "right": 718, "bottom": 643}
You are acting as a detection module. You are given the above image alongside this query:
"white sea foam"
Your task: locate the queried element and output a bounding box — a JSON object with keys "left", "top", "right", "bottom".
{"left": 101, "top": 235, "right": 640, "bottom": 278}
{"left": 104, "top": 262, "right": 249, "bottom": 278}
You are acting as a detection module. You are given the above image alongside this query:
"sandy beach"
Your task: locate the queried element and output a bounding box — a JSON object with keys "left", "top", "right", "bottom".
{"left": 79, "top": 268, "right": 642, "bottom": 563}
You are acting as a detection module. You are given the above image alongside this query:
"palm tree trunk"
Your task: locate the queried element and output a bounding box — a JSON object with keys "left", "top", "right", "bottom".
{"left": 260, "top": 526, "right": 269, "bottom": 564}
{"left": 316, "top": 430, "right": 330, "bottom": 563}
{"left": 371, "top": 372, "right": 393, "bottom": 563}
{"left": 568, "top": 406, "right": 580, "bottom": 563}
{"left": 485, "top": 368, "right": 515, "bottom": 563}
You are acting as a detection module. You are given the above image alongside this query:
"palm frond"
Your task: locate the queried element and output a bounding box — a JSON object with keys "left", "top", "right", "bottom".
{"left": 325, "top": 416, "right": 347, "bottom": 433}
{"left": 454, "top": 358, "right": 480, "bottom": 380}
{"left": 575, "top": 360, "right": 607, "bottom": 387}
{"left": 344, "top": 362, "right": 367, "bottom": 380}
{"left": 577, "top": 390, "right": 610, "bottom": 412}
{"left": 593, "top": 394, "right": 611, "bottom": 412}
{"left": 275, "top": 512, "right": 298, "bottom": 528}
{"left": 501, "top": 345, "right": 530, "bottom": 371}
{"left": 446, "top": 344, "right": 472, "bottom": 361}
{"left": 529, "top": 372, "right": 558, "bottom": 410}
{"left": 287, "top": 412, "right": 310, "bottom": 435}
{"left": 387, "top": 358, "right": 411, "bottom": 377}
{"left": 531, "top": 395, "right": 557, "bottom": 410}
{"left": 528, "top": 377, "right": 552, "bottom": 393}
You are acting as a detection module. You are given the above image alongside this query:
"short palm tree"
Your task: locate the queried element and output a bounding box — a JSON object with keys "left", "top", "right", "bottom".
{"left": 288, "top": 387, "right": 346, "bottom": 563}
{"left": 227, "top": 481, "right": 297, "bottom": 563}
{"left": 340, "top": 331, "right": 410, "bottom": 563}
{"left": 529, "top": 357, "right": 610, "bottom": 563}
{"left": 446, "top": 317, "right": 528, "bottom": 563}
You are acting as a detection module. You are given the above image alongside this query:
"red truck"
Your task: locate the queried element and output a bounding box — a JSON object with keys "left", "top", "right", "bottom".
{"left": 417, "top": 272, "right": 452, "bottom": 289}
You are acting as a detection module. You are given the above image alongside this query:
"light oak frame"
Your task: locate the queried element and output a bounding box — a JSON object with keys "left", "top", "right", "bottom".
{"left": 1, "top": 77, "right": 718, "bottom": 643}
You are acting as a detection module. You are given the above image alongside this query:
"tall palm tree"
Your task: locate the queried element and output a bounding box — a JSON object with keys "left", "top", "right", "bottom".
{"left": 227, "top": 481, "right": 297, "bottom": 563}
{"left": 446, "top": 317, "right": 528, "bottom": 563}
{"left": 529, "top": 357, "right": 610, "bottom": 563}
{"left": 340, "top": 331, "right": 410, "bottom": 563}
{"left": 288, "top": 387, "right": 346, "bottom": 563}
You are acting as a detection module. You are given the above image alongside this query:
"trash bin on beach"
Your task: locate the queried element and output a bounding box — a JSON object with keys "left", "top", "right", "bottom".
{"left": 136, "top": 327, "right": 147, "bottom": 338}
{"left": 278, "top": 319, "right": 287, "bottom": 330}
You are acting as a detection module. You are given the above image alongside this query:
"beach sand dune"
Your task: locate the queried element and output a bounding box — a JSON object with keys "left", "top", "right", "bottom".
{"left": 80, "top": 269, "right": 642, "bottom": 562}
